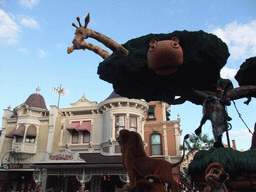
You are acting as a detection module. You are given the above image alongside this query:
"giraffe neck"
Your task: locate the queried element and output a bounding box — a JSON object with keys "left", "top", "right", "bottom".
{"left": 88, "top": 29, "right": 129, "bottom": 56}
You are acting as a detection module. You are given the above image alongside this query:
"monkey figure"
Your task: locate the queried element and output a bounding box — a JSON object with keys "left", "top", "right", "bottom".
{"left": 195, "top": 96, "right": 232, "bottom": 147}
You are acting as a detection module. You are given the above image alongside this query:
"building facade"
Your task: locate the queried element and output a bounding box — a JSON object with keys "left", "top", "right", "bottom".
{"left": 144, "top": 101, "right": 182, "bottom": 182}
{"left": 0, "top": 89, "right": 182, "bottom": 192}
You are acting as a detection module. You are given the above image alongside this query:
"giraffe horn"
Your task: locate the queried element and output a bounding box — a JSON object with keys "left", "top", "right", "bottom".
{"left": 72, "top": 23, "right": 78, "bottom": 28}
{"left": 84, "top": 13, "right": 90, "bottom": 28}
{"left": 76, "top": 17, "right": 82, "bottom": 27}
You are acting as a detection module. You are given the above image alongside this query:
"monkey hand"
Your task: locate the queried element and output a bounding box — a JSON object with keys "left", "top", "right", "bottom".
{"left": 195, "top": 127, "right": 202, "bottom": 135}
{"left": 226, "top": 116, "right": 232, "bottom": 121}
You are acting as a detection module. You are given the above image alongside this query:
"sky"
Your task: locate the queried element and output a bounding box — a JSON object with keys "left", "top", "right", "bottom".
{"left": 1, "top": 0, "right": 256, "bottom": 151}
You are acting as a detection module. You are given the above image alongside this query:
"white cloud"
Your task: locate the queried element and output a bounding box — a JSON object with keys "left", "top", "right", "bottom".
{"left": 220, "top": 67, "right": 237, "bottom": 79}
{"left": 18, "top": 0, "right": 39, "bottom": 9}
{"left": 37, "top": 49, "right": 46, "bottom": 57}
{"left": 18, "top": 48, "right": 29, "bottom": 54}
{"left": 0, "top": 9, "right": 20, "bottom": 43}
{"left": 210, "top": 20, "right": 256, "bottom": 63}
{"left": 229, "top": 128, "right": 252, "bottom": 141}
{"left": 20, "top": 17, "right": 39, "bottom": 29}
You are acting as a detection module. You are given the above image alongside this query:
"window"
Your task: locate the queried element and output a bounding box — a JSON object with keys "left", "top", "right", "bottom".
{"left": 16, "top": 136, "right": 23, "bottom": 143}
{"left": 25, "top": 138, "right": 35, "bottom": 143}
{"left": 129, "top": 116, "right": 137, "bottom": 132}
{"left": 148, "top": 107, "right": 155, "bottom": 119}
{"left": 83, "top": 131, "right": 90, "bottom": 143}
{"left": 151, "top": 133, "right": 162, "bottom": 156}
{"left": 26, "top": 125, "right": 36, "bottom": 143}
{"left": 115, "top": 115, "right": 125, "bottom": 138}
{"left": 72, "top": 130, "right": 79, "bottom": 144}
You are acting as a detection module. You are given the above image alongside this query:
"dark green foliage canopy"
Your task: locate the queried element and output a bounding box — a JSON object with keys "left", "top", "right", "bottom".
{"left": 98, "top": 30, "right": 230, "bottom": 104}
{"left": 235, "top": 56, "right": 256, "bottom": 86}
{"left": 188, "top": 147, "right": 256, "bottom": 180}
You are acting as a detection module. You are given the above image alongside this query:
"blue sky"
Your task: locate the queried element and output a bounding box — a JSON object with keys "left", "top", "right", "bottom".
{"left": 1, "top": 0, "right": 256, "bottom": 150}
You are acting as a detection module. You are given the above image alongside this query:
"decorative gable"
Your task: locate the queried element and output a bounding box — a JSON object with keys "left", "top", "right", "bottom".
{"left": 70, "top": 93, "right": 97, "bottom": 108}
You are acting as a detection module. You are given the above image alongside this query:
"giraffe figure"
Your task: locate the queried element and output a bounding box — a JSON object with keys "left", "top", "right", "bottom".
{"left": 67, "top": 13, "right": 129, "bottom": 59}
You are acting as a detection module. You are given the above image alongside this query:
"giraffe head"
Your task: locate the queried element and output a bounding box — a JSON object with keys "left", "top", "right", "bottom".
{"left": 71, "top": 13, "right": 91, "bottom": 49}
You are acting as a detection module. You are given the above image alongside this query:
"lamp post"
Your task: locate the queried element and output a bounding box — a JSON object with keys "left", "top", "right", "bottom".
{"left": 52, "top": 84, "right": 69, "bottom": 108}
{"left": 33, "top": 168, "right": 47, "bottom": 188}
{"left": 76, "top": 169, "right": 91, "bottom": 191}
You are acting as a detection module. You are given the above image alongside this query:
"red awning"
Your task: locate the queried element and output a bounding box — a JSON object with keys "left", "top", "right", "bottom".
{"left": 66, "top": 122, "right": 80, "bottom": 131}
{"left": 78, "top": 121, "right": 91, "bottom": 132}
{"left": 12, "top": 124, "right": 25, "bottom": 137}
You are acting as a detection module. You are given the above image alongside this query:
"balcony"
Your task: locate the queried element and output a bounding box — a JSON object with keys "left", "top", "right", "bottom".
{"left": 12, "top": 142, "right": 37, "bottom": 154}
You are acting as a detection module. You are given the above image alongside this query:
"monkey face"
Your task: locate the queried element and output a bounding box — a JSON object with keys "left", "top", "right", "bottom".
{"left": 205, "top": 96, "right": 218, "bottom": 111}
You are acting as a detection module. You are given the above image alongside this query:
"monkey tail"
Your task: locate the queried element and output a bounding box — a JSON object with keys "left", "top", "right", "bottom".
{"left": 171, "top": 134, "right": 190, "bottom": 167}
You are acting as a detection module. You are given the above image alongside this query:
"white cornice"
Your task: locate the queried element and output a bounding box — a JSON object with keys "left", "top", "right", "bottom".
{"left": 98, "top": 98, "right": 148, "bottom": 114}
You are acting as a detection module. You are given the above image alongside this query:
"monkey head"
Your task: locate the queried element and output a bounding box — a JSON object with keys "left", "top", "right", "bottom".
{"left": 204, "top": 96, "right": 219, "bottom": 112}
{"left": 205, "top": 163, "right": 229, "bottom": 188}
{"left": 147, "top": 37, "right": 183, "bottom": 75}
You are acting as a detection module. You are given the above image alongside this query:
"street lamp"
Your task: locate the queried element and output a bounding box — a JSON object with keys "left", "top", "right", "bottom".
{"left": 52, "top": 84, "right": 69, "bottom": 108}
{"left": 33, "top": 168, "right": 47, "bottom": 188}
{"left": 76, "top": 169, "right": 91, "bottom": 191}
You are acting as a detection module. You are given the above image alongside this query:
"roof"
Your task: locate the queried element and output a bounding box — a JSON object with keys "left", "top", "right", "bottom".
{"left": 105, "top": 91, "right": 124, "bottom": 100}
{"left": 25, "top": 93, "right": 48, "bottom": 110}
{"left": 79, "top": 153, "right": 122, "bottom": 164}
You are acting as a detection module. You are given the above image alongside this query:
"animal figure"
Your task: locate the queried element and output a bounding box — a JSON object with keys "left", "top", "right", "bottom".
{"left": 67, "top": 13, "right": 129, "bottom": 58}
{"left": 203, "top": 163, "right": 229, "bottom": 192}
{"left": 116, "top": 129, "right": 189, "bottom": 192}
{"left": 131, "top": 166, "right": 167, "bottom": 192}
{"left": 147, "top": 38, "right": 183, "bottom": 75}
{"left": 195, "top": 95, "right": 232, "bottom": 147}
{"left": 68, "top": 13, "right": 184, "bottom": 76}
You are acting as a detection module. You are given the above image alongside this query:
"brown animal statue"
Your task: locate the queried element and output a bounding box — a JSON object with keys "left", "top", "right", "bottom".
{"left": 117, "top": 129, "right": 189, "bottom": 192}
{"left": 132, "top": 166, "right": 167, "bottom": 192}
{"left": 67, "top": 13, "right": 129, "bottom": 59}
{"left": 147, "top": 38, "right": 183, "bottom": 75}
{"left": 68, "top": 13, "right": 184, "bottom": 76}
{"left": 204, "top": 163, "right": 229, "bottom": 192}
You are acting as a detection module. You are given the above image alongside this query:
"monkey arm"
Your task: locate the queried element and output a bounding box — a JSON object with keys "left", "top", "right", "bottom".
{"left": 195, "top": 115, "right": 208, "bottom": 135}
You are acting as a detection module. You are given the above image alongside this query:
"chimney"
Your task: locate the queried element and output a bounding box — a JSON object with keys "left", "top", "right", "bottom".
{"left": 232, "top": 139, "right": 237, "bottom": 150}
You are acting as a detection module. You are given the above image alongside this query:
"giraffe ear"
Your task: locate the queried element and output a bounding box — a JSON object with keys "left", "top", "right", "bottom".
{"left": 84, "top": 13, "right": 90, "bottom": 28}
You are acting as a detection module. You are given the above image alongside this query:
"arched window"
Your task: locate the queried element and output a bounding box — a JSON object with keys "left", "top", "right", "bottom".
{"left": 26, "top": 125, "right": 37, "bottom": 143}
{"left": 12, "top": 124, "right": 25, "bottom": 143}
{"left": 150, "top": 132, "right": 162, "bottom": 156}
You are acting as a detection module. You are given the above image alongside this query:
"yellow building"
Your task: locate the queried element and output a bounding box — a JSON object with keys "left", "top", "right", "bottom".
{"left": 0, "top": 88, "right": 182, "bottom": 192}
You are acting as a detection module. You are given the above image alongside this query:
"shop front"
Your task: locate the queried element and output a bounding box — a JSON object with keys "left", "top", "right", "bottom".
{"left": 0, "top": 164, "right": 35, "bottom": 192}
{"left": 35, "top": 153, "right": 128, "bottom": 192}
